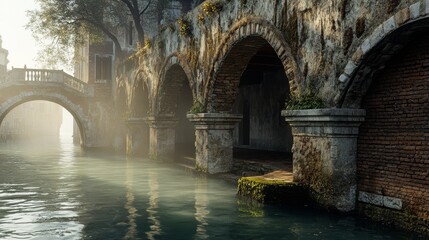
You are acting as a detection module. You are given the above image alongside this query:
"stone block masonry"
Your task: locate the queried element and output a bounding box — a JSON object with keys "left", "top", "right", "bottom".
{"left": 187, "top": 113, "right": 242, "bottom": 174}
{"left": 283, "top": 109, "right": 365, "bottom": 212}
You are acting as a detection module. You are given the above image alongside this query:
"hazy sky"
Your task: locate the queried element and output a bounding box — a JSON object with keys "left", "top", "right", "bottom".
{"left": 0, "top": 0, "right": 39, "bottom": 68}
{"left": 0, "top": 0, "right": 74, "bottom": 137}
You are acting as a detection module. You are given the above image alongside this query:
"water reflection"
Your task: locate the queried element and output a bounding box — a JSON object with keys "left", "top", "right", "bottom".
{"left": 124, "top": 159, "right": 138, "bottom": 240}
{"left": 0, "top": 140, "right": 419, "bottom": 239}
{"left": 237, "top": 198, "right": 265, "bottom": 217}
{"left": 194, "top": 177, "right": 209, "bottom": 239}
{"left": 56, "top": 138, "right": 83, "bottom": 238}
{"left": 146, "top": 171, "right": 161, "bottom": 240}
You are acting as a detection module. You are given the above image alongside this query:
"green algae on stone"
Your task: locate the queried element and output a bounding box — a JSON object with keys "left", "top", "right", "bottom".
{"left": 237, "top": 176, "right": 308, "bottom": 204}
{"left": 357, "top": 203, "right": 429, "bottom": 236}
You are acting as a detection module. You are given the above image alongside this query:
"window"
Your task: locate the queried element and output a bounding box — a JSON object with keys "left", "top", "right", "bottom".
{"left": 95, "top": 55, "right": 112, "bottom": 83}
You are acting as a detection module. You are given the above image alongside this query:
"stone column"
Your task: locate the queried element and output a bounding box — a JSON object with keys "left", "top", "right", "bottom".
{"left": 187, "top": 113, "right": 242, "bottom": 174}
{"left": 145, "top": 116, "right": 178, "bottom": 161}
{"left": 126, "top": 117, "right": 149, "bottom": 157}
{"left": 282, "top": 108, "right": 365, "bottom": 212}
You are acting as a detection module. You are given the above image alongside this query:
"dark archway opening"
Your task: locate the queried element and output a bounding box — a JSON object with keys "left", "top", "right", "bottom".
{"left": 229, "top": 40, "right": 293, "bottom": 175}
{"left": 114, "top": 84, "right": 128, "bottom": 151}
{"left": 129, "top": 79, "right": 150, "bottom": 157}
{"left": 160, "top": 64, "right": 195, "bottom": 161}
{"left": 175, "top": 78, "right": 194, "bottom": 160}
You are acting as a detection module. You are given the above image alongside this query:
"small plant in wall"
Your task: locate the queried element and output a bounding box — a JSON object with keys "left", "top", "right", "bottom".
{"left": 178, "top": 16, "right": 192, "bottom": 37}
{"left": 128, "top": 40, "right": 151, "bottom": 61}
{"left": 143, "top": 39, "right": 152, "bottom": 50}
{"left": 188, "top": 101, "right": 206, "bottom": 114}
{"left": 285, "top": 92, "right": 324, "bottom": 110}
{"left": 202, "top": 1, "right": 223, "bottom": 17}
{"left": 197, "top": 12, "right": 206, "bottom": 25}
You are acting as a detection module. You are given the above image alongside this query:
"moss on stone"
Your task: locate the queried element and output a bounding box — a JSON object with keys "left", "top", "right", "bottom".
{"left": 355, "top": 17, "right": 366, "bottom": 38}
{"left": 340, "top": 0, "right": 349, "bottom": 19}
{"left": 237, "top": 198, "right": 265, "bottom": 217}
{"left": 237, "top": 176, "right": 308, "bottom": 205}
{"left": 387, "top": 0, "right": 400, "bottom": 14}
{"left": 202, "top": 1, "right": 223, "bottom": 17}
{"left": 178, "top": 17, "right": 192, "bottom": 37}
{"left": 282, "top": 11, "right": 299, "bottom": 56}
{"left": 357, "top": 203, "right": 429, "bottom": 236}
{"left": 343, "top": 27, "right": 353, "bottom": 54}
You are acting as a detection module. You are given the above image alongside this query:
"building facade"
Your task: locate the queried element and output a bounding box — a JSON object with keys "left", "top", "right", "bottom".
{"left": 0, "top": 36, "right": 8, "bottom": 80}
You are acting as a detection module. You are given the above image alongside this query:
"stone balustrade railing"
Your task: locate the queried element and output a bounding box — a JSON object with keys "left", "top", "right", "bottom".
{"left": 3, "top": 68, "right": 93, "bottom": 95}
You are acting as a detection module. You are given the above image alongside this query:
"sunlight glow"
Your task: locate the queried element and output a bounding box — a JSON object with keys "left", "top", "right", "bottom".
{"left": 0, "top": 0, "right": 39, "bottom": 69}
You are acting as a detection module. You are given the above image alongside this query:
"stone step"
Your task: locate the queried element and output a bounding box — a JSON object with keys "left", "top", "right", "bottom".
{"left": 237, "top": 170, "right": 308, "bottom": 205}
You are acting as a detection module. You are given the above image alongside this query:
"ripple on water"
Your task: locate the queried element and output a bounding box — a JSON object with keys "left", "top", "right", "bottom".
{"left": 0, "top": 221, "right": 84, "bottom": 240}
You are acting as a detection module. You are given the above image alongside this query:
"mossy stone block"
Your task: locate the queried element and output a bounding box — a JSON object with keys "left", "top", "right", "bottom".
{"left": 237, "top": 176, "right": 308, "bottom": 204}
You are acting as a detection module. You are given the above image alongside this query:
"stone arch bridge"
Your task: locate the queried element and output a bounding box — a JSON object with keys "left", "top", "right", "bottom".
{"left": 0, "top": 68, "right": 111, "bottom": 148}
{"left": 117, "top": 0, "right": 429, "bottom": 231}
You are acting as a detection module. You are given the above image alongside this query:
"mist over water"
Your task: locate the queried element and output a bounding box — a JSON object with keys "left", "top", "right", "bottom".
{"left": 0, "top": 137, "right": 418, "bottom": 239}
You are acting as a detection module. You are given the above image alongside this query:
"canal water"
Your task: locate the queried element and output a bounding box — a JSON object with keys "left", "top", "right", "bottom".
{"left": 0, "top": 139, "right": 418, "bottom": 239}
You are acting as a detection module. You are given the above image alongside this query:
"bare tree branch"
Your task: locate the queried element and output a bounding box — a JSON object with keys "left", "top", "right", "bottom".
{"left": 140, "top": 0, "right": 153, "bottom": 16}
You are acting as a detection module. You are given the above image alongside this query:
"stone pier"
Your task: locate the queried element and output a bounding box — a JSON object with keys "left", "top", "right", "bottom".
{"left": 145, "top": 116, "right": 178, "bottom": 161}
{"left": 187, "top": 113, "right": 242, "bottom": 174}
{"left": 126, "top": 117, "right": 149, "bottom": 157}
{"left": 282, "top": 108, "right": 365, "bottom": 212}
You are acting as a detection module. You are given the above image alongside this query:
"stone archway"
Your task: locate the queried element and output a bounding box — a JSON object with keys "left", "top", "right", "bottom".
{"left": 148, "top": 54, "right": 195, "bottom": 161}
{"left": 155, "top": 53, "right": 196, "bottom": 115}
{"left": 113, "top": 81, "right": 128, "bottom": 152}
{"left": 205, "top": 16, "right": 301, "bottom": 113}
{"left": 0, "top": 93, "right": 88, "bottom": 147}
{"left": 191, "top": 17, "right": 299, "bottom": 174}
{"left": 126, "top": 74, "right": 150, "bottom": 157}
{"left": 339, "top": 4, "right": 429, "bottom": 108}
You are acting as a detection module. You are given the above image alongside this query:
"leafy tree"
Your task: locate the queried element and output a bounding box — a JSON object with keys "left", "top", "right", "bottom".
{"left": 27, "top": 0, "right": 166, "bottom": 68}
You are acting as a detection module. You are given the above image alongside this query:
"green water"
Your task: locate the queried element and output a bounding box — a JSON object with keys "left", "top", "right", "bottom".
{"left": 0, "top": 139, "right": 418, "bottom": 239}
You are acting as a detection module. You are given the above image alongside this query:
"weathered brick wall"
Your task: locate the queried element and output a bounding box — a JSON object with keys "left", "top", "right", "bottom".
{"left": 357, "top": 35, "right": 429, "bottom": 220}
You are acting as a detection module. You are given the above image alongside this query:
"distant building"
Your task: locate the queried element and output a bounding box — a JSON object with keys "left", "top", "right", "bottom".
{"left": 0, "top": 36, "right": 8, "bottom": 80}
{"left": 0, "top": 35, "right": 63, "bottom": 141}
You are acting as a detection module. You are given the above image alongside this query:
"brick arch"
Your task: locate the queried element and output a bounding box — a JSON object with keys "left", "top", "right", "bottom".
{"left": 205, "top": 16, "right": 301, "bottom": 113}
{"left": 0, "top": 92, "right": 88, "bottom": 146}
{"left": 339, "top": 2, "right": 429, "bottom": 108}
{"left": 155, "top": 53, "right": 196, "bottom": 116}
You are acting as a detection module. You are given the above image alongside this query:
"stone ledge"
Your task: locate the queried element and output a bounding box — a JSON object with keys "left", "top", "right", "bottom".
{"left": 358, "top": 191, "right": 402, "bottom": 210}
{"left": 187, "top": 113, "right": 242, "bottom": 130}
{"left": 282, "top": 108, "right": 366, "bottom": 137}
{"left": 187, "top": 113, "right": 242, "bottom": 120}
{"left": 145, "top": 116, "right": 178, "bottom": 128}
{"left": 237, "top": 172, "right": 308, "bottom": 204}
{"left": 282, "top": 108, "right": 366, "bottom": 118}
{"left": 126, "top": 117, "right": 147, "bottom": 124}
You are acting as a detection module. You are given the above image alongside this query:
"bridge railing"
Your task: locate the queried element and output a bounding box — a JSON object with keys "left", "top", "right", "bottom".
{"left": 4, "top": 68, "right": 93, "bottom": 96}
